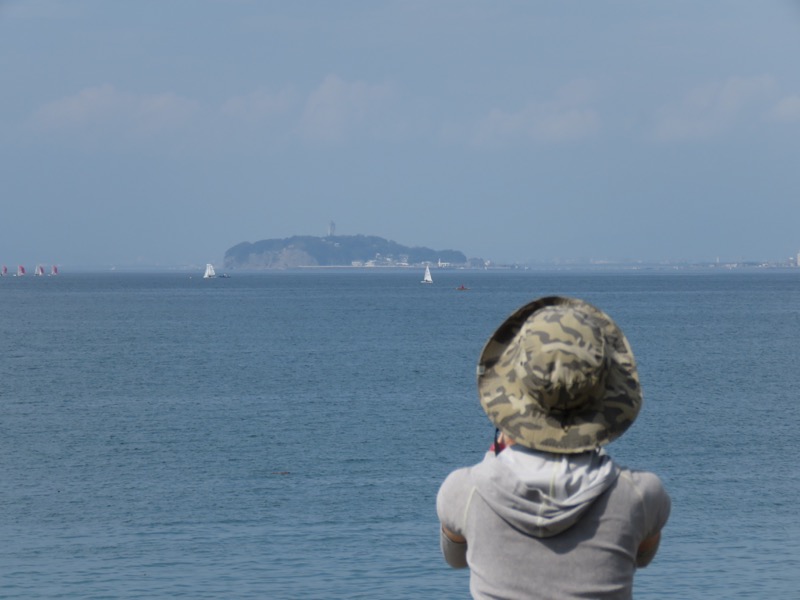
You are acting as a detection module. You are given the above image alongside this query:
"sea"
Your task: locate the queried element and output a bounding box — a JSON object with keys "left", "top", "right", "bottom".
{"left": 1, "top": 268, "right": 799, "bottom": 599}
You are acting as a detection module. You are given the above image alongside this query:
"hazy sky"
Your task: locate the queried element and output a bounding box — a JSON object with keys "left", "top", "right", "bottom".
{"left": 3, "top": 1, "right": 800, "bottom": 267}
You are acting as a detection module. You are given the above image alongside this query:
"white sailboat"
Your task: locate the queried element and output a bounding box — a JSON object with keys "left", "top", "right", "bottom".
{"left": 203, "top": 263, "right": 216, "bottom": 279}
{"left": 421, "top": 265, "right": 433, "bottom": 284}
{"left": 16, "top": 265, "right": 25, "bottom": 277}
{"left": 34, "top": 265, "right": 45, "bottom": 276}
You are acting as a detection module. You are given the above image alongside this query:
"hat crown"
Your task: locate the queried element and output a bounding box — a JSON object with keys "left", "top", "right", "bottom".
{"left": 513, "top": 307, "right": 608, "bottom": 414}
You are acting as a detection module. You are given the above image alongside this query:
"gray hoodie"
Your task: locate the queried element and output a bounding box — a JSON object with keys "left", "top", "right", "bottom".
{"left": 437, "top": 446, "right": 670, "bottom": 599}
{"left": 472, "top": 445, "right": 620, "bottom": 538}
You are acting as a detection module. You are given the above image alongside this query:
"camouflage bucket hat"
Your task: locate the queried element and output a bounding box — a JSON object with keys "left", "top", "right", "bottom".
{"left": 477, "top": 296, "right": 642, "bottom": 454}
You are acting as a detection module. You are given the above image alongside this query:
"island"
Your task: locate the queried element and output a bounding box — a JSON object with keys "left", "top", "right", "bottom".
{"left": 223, "top": 235, "right": 484, "bottom": 269}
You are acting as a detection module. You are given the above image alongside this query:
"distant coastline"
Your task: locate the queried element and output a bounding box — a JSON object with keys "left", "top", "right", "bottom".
{"left": 221, "top": 234, "right": 800, "bottom": 272}
{"left": 223, "top": 234, "right": 486, "bottom": 270}
{"left": 7, "top": 261, "right": 800, "bottom": 275}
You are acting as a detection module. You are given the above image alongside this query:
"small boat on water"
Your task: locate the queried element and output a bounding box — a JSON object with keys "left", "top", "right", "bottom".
{"left": 421, "top": 265, "right": 433, "bottom": 284}
{"left": 201, "top": 263, "right": 230, "bottom": 278}
{"left": 34, "top": 265, "right": 45, "bottom": 276}
{"left": 456, "top": 285, "right": 469, "bottom": 291}
{"left": 1, "top": 265, "right": 7, "bottom": 276}
{"left": 16, "top": 265, "right": 25, "bottom": 277}
{"left": 50, "top": 265, "right": 58, "bottom": 276}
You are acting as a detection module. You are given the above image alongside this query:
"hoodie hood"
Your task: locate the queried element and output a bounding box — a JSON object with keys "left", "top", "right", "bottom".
{"left": 472, "top": 445, "right": 620, "bottom": 538}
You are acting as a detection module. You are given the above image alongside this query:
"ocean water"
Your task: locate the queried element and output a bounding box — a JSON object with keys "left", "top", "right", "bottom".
{"left": 1, "top": 269, "right": 799, "bottom": 598}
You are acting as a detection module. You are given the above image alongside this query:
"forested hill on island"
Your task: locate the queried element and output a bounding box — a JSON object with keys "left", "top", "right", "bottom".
{"left": 223, "top": 235, "right": 482, "bottom": 269}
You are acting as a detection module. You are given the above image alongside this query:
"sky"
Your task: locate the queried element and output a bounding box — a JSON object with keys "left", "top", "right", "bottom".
{"left": 2, "top": 0, "right": 800, "bottom": 268}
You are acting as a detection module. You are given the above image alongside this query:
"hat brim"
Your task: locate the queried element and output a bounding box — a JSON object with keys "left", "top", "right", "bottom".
{"left": 477, "top": 296, "right": 642, "bottom": 453}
